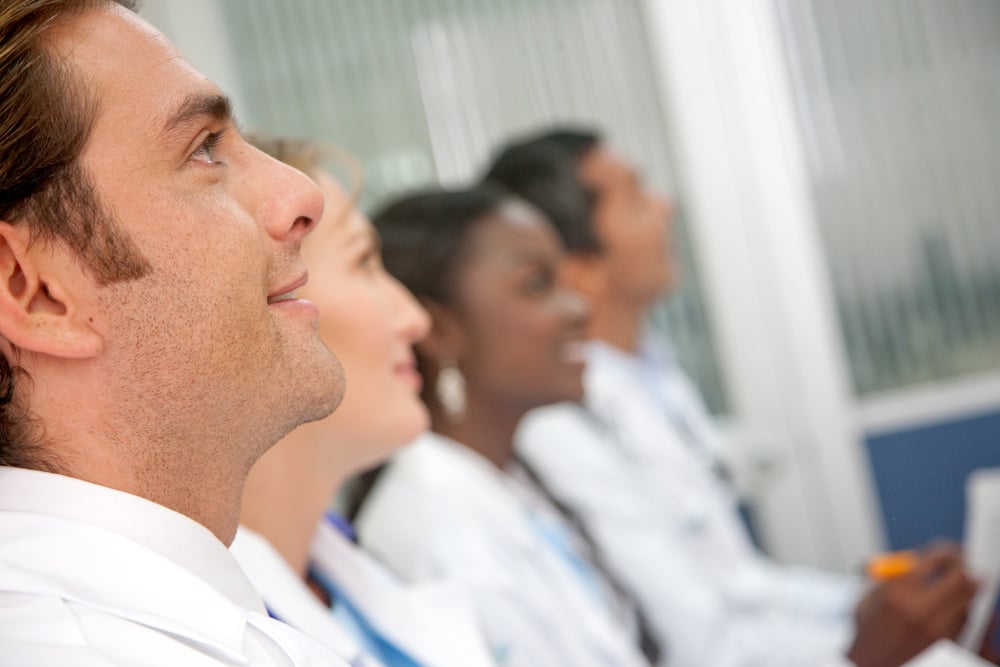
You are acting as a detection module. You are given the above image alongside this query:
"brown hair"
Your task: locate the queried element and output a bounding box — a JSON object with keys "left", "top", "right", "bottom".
{"left": 0, "top": 0, "right": 147, "bottom": 469}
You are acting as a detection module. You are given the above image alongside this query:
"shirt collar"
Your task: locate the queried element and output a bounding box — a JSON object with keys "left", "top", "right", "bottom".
{"left": 588, "top": 335, "right": 687, "bottom": 404}
{"left": 587, "top": 330, "right": 678, "bottom": 370}
{"left": 0, "top": 466, "right": 266, "bottom": 658}
{"left": 0, "top": 466, "right": 262, "bottom": 611}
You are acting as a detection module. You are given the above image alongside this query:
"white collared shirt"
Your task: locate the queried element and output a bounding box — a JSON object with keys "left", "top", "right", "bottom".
{"left": 356, "top": 432, "right": 651, "bottom": 667}
{"left": 0, "top": 466, "right": 352, "bottom": 666}
{"left": 232, "top": 521, "right": 496, "bottom": 667}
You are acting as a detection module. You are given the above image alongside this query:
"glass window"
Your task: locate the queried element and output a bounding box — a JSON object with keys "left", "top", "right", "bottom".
{"left": 775, "top": 0, "right": 1000, "bottom": 395}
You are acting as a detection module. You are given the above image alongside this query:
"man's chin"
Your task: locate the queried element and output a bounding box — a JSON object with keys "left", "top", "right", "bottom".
{"left": 306, "top": 384, "right": 346, "bottom": 424}
{"left": 303, "top": 353, "right": 347, "bottom": 421}
{"left": 254, "top": 330, "right": 341, "bottom": 436}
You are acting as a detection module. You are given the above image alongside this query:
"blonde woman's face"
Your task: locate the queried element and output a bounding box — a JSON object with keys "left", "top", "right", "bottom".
{"left": 301, "top": 172, "right": 430, "bottom": 472}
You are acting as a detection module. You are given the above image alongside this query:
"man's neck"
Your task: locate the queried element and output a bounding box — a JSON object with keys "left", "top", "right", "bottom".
{"left": 25, "top": 361, "right": 269, "bottom": 547}
{"left": 588, "top": 294, "right": 649, "bottom": 355}
{"left": 47, "top": 433, "right": 248, "bottom": 546}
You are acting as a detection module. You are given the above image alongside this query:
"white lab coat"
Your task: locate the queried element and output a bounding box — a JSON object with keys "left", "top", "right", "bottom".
{"left": 231, "top": 521, "right": 496, "bottom": 667}
{"left": 518, "top": 339, "right": 991, "bottom": 667}
{"left": 0, "top": 466, "right": 352, "bottom": 667}
{"left": 355, "top": 432, "right": 651, "bottom": 667}
{"left": 516, "top": 339, "right": 861, "bottom": 667}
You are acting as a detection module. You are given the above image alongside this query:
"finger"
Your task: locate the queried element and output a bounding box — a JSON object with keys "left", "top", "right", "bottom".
{"left": 912, "top": 543, "right": 963, "bottom": 577}
{"left": 928, "top": 592, "right": 972, "bottom": 641}
{"left": 903, "top": 546, "right": 966, "bottom": 589}
{"left": 920, "top": 539, "right": 962, "bottom": 556}
{"left": 917, "top": 568, "right": 978, "bottom": 620}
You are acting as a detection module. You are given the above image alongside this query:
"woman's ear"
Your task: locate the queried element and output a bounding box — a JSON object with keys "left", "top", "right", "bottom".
{"left": 414, "top": 300, "right": 466, "bottom": 365}
{"left": 0, "top": 222, "right": 103, "bottom": 359}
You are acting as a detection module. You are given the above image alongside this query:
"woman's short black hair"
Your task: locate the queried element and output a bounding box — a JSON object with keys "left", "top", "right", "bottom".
{"left": 372, "top": 184, "right": 510, "bottom": 307}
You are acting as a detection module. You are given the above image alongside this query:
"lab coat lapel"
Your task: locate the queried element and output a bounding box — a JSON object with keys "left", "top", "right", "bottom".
{"left": 310, "top": 519, "right": 495, "bottom": 667}
{"left": 231, "top": 526, "right": 368, "bottom": 661}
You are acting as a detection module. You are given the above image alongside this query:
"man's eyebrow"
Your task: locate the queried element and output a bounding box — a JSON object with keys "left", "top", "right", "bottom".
{"left": 161, "top": 92, "right": 235, "bottom": 135}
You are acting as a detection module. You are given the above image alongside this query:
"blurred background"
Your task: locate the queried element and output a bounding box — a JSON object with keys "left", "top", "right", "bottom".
{"left": 141, "top": 0, "right": 1000, "bottom": 573}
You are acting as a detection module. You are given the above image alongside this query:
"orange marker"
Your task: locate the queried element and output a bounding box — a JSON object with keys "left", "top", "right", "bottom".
{"left": 866, "top": 550, "right": 918, "bottom": 581}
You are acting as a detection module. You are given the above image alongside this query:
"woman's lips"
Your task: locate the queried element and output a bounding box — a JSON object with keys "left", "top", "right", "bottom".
{"left": 394, "top": 362, "right": 423, "bottom": 390}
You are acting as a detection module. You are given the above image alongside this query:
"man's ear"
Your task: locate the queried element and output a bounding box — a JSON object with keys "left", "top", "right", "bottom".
{"left": 0, "top": 222, "right": 102, "bottom": 359}
{"left": 414, "top": 300, "right": 466, "bottom": 366}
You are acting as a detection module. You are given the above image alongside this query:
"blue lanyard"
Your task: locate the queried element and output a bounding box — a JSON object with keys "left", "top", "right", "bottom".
{"left": 325, "top": 511, "right": 358, "bottom": 543}
{"left": 318, "top": 512, "right": 425, "bottom": 667}
{"left": 308, "top": 563, "right": 426, "bottom": 667}
{"left": 263, "top": 512, "right": 422, "bottom": 667}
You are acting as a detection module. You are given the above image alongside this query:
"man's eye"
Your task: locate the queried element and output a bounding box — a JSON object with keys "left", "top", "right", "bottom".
{"left": 191, "top": 130, "right": 225, "bottom": 165}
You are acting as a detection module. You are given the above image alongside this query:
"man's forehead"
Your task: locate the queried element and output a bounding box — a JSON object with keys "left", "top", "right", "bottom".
{"left": 50, "top": 3, "right": 165, "bottom": 68}
{"left": 53, "top": 4, "right": 220, "bottom": 130}
{"left": 581, "top": 146, "right": 635, "bottom": 187}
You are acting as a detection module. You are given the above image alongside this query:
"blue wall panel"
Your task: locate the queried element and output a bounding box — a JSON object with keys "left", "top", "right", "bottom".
{"left": 867, "top": 409, "right": 1000, "bottom": 550}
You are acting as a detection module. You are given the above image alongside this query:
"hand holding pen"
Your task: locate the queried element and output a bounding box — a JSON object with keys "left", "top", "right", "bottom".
{"left": 847, "top": 543, "right": 978, "bottom": 667}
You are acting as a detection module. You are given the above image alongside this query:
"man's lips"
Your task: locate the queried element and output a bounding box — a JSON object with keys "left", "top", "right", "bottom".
{"left": 268, "top": 273, "right": 308, "bottom": 304}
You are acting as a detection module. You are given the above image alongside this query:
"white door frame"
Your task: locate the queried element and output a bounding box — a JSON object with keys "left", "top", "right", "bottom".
{"left": 640, "top": 0, "right": 886, "bottom": 570}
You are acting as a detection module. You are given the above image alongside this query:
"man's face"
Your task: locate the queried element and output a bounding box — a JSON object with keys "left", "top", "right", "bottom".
{"left": 52, "top": 6, "right": 344, "bottom": 464}
{"left": 578, "top": 145, "right": 677, "bottom": 303}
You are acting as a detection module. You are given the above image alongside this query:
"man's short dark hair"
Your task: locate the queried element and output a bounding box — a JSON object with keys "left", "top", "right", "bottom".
{"left": 483, "top": 127, "right": 602, "bottom": 253}
{"left": 0, "top": 0, "right": 146, "bottom": 470}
